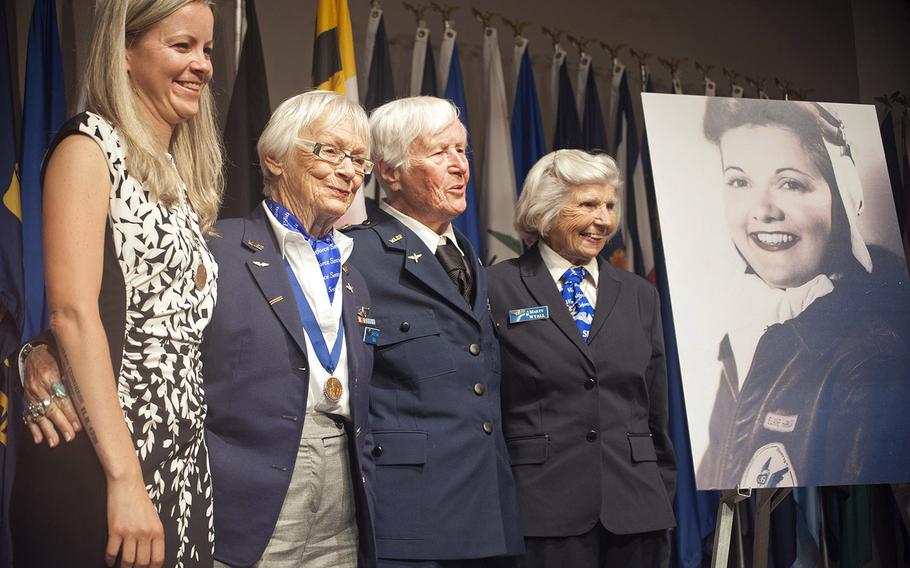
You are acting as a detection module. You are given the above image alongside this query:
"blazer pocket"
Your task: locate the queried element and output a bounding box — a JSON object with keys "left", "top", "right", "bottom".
{"left": 373, "top": 430, "right": 427, "bottom": 466}
{"left": 506, "top": 434, "right": 549, "bottom": 465}
{"left": 628, "top": 433, "right": 658, "bottom": 462}
{"left": 374, "top": 309, "right": 456, "bottom": 381}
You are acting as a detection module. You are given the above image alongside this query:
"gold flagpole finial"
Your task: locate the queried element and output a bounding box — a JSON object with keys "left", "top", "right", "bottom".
{"left": 597, "top": 41, "right": 626, "bottom": 63}
{"left": 430, "top": 2, "right": 458, "bottom": 29}
{"left": 402, "top": 2, "right": 428, "bottom": 25}
{"left": 658, "top": 56, "right": 687, "bottom": 76}
{"left": 566, "top": 34, "right": 590, "bottom": 56}
{"left": 541, "top": 26, "right": 563, "bottom": 49}
{"left": 694, "top": 61, "right": 714, "bottom": 81}
{"left": 471, "top": 8, "right": 496, "bottom": 29}
{"left": 501, "top": 16, "right": 528, "bottom": 38}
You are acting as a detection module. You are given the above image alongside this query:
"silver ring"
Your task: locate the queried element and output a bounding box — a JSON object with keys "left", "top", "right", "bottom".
{"left": 26, "top": 398, "right": 52, "bottom": 420}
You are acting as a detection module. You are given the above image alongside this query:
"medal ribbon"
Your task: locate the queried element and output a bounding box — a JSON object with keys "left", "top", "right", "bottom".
{"left": 283, "top": 260, "right": 344, "bottom": 374}
{"left": 267, "top": 198, "right": 342, "bottom": 301}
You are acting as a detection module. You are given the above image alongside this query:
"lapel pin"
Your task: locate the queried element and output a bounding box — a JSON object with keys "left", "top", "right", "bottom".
{"left": 388, "top": 234, "right": 403, "bottom": 243}
{"left": 408, "top": 252, "right": 422, "bottom": 263}
{"left": 342, "top": 265, "right": 350, "bottom": 274}
{"left": 345, "top": 283, "right": 354, "bottom": 294}
{"left": 244, "top": 240, "right": 265, "bottom": 251}
{"left": 252, "top": 261, "right": 270, "bottom": 267}
{"left": 268, "top": 295, "right": 284, "bottom": 305}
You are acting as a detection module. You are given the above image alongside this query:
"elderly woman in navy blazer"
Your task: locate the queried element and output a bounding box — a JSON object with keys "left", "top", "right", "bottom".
{"left": 487, "top": 149, "right": 677, "bottom": 568}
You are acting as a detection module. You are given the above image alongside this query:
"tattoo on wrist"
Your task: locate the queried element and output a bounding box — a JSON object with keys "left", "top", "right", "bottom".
{"left": 57, "top": 345, "right": 98, "bottom": 445}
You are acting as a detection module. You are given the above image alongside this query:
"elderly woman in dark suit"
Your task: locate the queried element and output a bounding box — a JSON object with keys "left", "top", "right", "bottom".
{"left": 487, "top": 149, "right": 676, "bottom": 568}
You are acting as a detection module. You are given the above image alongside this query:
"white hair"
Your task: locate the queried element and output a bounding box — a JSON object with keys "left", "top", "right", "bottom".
{"left": 369, "top": 97, "right": 463, "bottom": 194}
{"left": 257, "top": 90, "right": 370, "bottom": 196}
{"left": 515, "top": 149, "right": 623, "bottom": 243}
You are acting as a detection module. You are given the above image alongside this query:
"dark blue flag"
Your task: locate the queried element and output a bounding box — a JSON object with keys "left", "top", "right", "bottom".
{"left": 880, "top": 109, "right": 906, "bottom": 236}
{"left": 421, "top": 36, "right": 437, "bottom": 97}
{"left": 580, "top": 64, "right": 607, "bottom": 152}
{"left": 364, "top": 7, "right": 395, "bottom": 111}
{"left": 510, "top": 39, "right": 545, "bottom": 195}
{"left": 19, "top": 0, "right": 66, "bottom": 342}
{"left": 553, "top": 56, "right": 581, "bottom": 150}
{"left": 0, "top": 1, "right": 23, "bottom": 564}
{"left": 221, "top": 0, "right": 270, "bottom": 219}
{"left": 443, "top": 43, "right": 482, "bottom": 257}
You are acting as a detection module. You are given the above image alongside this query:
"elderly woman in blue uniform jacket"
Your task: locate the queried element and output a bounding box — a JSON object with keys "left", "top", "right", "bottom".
{"left": 487, "top": 149, "right": 677, "bottom": 568}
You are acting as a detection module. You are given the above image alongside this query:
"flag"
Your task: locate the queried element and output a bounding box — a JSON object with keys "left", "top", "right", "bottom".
{"left": 879, "top": 109, "right": 906, "bottom": 236}
{"left": 439, "top": 26, "right": 482, "bottom": 257}
{"left": 480, "top": 26, "right": 519, "bottom": 265}
{"left": 361, "top": 3, "right": 395, "bottom": 206}
{"left": 0, "top": 2, "right": 23, "bottom": 564}
{"left": 408, "top": 23, "right": 437, "bottom": 97}
{"left": 313, "top": 0, "right": 358, "bottom": 100}
{"left": 510, "top": 36, "right": 546, "bottom": 195}
{"left": 313, "top": 0, "right": 365, "bottom": 226}
{"left": 19, "top": 0, "right": 66, "bottom": 343}
{"left": 601, "top": 62, "right": 634, "bottom": 271}
{"left": 552, "top": 47, "right": 581, "bottom": 150}
{"left": 580, "top": 55, "right": 607, "bottom": 152}
{"left": 363, "top": 4, "right": 395, "bottom": 111}
{"left": 221, "top": 0, "right": 270, "bottom": 219}
{"left": 630, "top": 74, "right": 655, "bottom": 281}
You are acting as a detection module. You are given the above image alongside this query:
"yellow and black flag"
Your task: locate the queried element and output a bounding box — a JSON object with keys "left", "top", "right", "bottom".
{"left": 313, "top": 0, "right": 358, "bottom": 101}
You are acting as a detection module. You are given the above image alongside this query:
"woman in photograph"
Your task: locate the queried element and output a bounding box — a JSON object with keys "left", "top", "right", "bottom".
{"left": 697, "top": 98, "right": 910, "bottom": 490}
{"left": 488, "top": 149, "right": 676, "bottom": 568}
{"left": 11, "top": 1, "right": 221, "bottom": 566}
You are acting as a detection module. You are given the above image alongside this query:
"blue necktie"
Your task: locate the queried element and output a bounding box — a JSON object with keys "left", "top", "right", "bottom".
{"left": 562, "top": 267, "right": 595, "bottom": 342}
{"left": 266, "top": 198, "right": 342, "bottom": 302}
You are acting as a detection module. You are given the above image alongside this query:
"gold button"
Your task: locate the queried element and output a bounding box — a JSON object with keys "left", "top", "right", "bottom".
{"left": 469, "top": 343, "right": 481, "bottom": 356}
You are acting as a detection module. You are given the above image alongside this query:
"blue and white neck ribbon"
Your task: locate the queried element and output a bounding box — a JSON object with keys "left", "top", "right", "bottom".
{"left": 562, "top": 267, "right": 595, "bottom": 342}
{"left": 284, "top": 260, "right": 344, "bottom": 376}
{"left": 266, "top": 198, "right": 342, "bottom": 302}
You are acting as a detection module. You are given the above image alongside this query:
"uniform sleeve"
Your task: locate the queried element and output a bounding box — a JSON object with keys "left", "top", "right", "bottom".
{"left": 645, "top": 285, "right": 677, "bottom": 502}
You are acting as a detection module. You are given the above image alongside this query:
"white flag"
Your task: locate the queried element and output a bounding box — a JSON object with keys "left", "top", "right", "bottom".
{"left": 575, "top": 52, "right": 591, "bottom": 121}
{"left": 481, "top": 26, "right": 519, "bottom": 264}
{"left": 438, "top": 26, "right": 456, "bottom": 96}
{"left": 549, "top": 44, "right": 567, "bottom": 124}
{"left": 409, "top": 24, "right": 431, "bottom": 96}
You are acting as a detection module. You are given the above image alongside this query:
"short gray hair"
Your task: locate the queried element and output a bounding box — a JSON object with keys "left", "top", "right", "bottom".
{"left": 515, "top": 149, "right": 623, "bottom": 243}
{"left": 257, "top": 90, "right": 370, "bottom": 196}
{"left": 369, "top": 96, "right": 462, "bottom": 174}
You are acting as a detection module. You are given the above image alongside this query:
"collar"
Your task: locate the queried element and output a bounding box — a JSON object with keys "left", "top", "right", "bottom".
{"left": 262, "top": 200, "right": 354, "bottom": 263}
{"left": 538, "top": 241, "right": 599, "bottom": 287}
{"left": 380, "top": 200, "right": 464, "bottom": 256}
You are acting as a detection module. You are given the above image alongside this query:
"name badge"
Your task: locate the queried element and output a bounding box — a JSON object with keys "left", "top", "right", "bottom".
{"left": 363, "top": 326, "right": 381, "bottom": 345}
{"left": 509, "top": 306, "right": 549, "bottom": 324}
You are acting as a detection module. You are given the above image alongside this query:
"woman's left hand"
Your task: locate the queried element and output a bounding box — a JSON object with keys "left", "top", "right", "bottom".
{"left": 22, "top": 344, "right": 82, "bottom": 447}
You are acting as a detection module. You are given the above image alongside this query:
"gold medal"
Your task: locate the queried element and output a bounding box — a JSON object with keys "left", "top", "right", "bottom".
{"left": 324, "top": 376, "right": 344, "bottom": 402}
{"left": 195, "top": 262, "right": 207, "bottom": 290}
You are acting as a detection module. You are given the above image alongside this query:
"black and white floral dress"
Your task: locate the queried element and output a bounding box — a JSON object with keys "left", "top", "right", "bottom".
{"left": 11, "top": 112, "right": 217, "bottom": 568}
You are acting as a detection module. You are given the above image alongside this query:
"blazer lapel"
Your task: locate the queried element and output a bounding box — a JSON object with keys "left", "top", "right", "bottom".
{"left": 587, "top": 256, "right": 621, "bottom": 343}
{"left": 340, "top": 270, "right": 360, "bottom": 383}
{"left": 373, "top": 211, "right": 477, "bottom": 321}
{"left": 519, "top": 245, "right": 592, "bottom": 363}
{"left": 454, "top": 231, "right": 489, "bottom": 321}
{"left": 241, "top": 208, "right": 309, "bottom": 358}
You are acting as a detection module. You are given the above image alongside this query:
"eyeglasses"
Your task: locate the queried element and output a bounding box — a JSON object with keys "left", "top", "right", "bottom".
{"left": 295, "top": 138, "right": 374, "bottom": 175}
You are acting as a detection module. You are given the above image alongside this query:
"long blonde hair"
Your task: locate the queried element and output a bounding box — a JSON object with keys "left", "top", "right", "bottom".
{"left": 83, "top": 0, "right": 223, "bottom": 231}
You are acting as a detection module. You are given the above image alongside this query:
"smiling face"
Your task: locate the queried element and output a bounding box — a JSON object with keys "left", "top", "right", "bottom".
{"left": 382, "top": 119, "right": 469, "bottom": 233}
{"left": 544, "top": 183, "right": 618, "bottom": 265}
{"left": 720, "top": 125, "right": 833, "bottom": 288}
{"left": 126, "top": 2, "right": 214, "bottom": 143}
{"left": 268, "top": 121, "right": 367, "bottom": 235}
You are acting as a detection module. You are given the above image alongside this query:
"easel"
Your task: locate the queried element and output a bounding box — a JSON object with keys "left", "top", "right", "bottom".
{"left": 710, "top": 487, "right": 793, "bottom": 568}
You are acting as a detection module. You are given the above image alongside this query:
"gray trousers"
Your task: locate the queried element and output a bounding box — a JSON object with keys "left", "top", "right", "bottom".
{"left": 215, "top": 412, "right": 358, "bottom": 568}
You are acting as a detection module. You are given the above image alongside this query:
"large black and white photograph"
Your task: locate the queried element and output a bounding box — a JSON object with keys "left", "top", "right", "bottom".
{"left": 641, "top": 93, "right": 910, "bottom": 491}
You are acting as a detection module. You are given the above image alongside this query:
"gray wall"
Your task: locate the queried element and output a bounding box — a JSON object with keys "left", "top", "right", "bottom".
{"left": 6, "top": 0, "right": 910, "bottom": 153}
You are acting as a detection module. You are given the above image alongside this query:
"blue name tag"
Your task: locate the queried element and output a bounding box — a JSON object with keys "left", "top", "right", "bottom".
{"left": 508, "top": 306, "right": 549, "bottom": 324}
{"left": 363, "top": 326, "right": 381, "bottom": 345}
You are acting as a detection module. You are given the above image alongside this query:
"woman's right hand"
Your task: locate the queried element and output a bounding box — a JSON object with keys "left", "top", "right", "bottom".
{"left": 22, "top": 344, "right": 82, "bottom": 447}
{"left": 106, "top": 476, "right": 165, "bottom": 568}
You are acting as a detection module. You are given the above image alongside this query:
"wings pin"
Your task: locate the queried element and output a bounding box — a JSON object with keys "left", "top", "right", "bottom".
{"left": 345, "top": 283, "right": 354, "bottom": 294}
{"left": 252, "top": 261, "right": 270, "bottom": 267}
{"left": 408, "top": 253, "right": 422, "bottom": 263}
